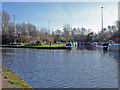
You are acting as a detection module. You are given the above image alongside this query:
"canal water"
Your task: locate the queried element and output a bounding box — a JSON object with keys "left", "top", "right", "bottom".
{"left": 2, "top": 46, "right": 119, "bottom": 88}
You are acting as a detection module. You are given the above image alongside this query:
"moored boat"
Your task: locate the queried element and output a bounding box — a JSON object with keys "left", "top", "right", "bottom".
{"left": 95, "top": 42, "right": 108, "bottom": 48}
{"left": 65, "top": 42, "right": 73, "bottom": 49}
{"left": 108, "top": 43, "right": 120, "bottom": 53}
{"left": 95, "top": 42, "right": 109, "bottom": 51}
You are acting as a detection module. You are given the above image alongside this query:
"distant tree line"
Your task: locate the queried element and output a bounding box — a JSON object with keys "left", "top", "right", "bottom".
{"left": 1, "top": 10, "right": 119, "bottom": 44}
{"left": 96, "top": 22, "right": 119, "bottom": 43}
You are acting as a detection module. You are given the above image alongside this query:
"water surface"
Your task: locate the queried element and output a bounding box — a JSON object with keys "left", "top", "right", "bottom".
{"left": 2, "top": 46, "right": 119, "bottom": 88}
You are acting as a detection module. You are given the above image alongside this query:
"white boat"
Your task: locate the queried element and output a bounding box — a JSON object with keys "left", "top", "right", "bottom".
{"left": 108, "top": 43, "right": 120, "bottom": 52}
{"left": 96, "top": 45, "right": 107, "bottom": 48}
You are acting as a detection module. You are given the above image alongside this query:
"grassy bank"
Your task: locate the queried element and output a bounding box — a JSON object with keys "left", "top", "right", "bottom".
{"left": 0, "top": 65, "right": 34, "bottom": 89}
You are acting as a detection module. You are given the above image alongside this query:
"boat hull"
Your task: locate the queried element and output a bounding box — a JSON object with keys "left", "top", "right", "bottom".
{"left": 108, "top": 43, "right": 120, "bottom": 53}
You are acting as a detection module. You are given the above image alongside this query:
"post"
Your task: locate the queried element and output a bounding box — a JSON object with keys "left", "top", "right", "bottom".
{"left": 28, "top": 21, "right": 30, "bottom": 36}
{"left": 101, "top": 7, "right": 103, "bottom": 33}
{"left": 13, "top": 15, "right": 15, "bottom": 32}
{"left": 13, "top": 15, "right": 16, "bottom": 43}
{"left": 118, "top": 1, "right": 120, "bottom": 20}
{"left": 48, "top": 20, "right": 50, "bottom": 33}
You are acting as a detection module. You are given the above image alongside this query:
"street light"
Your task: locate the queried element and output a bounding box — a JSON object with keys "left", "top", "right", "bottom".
{"left": 13, "top": 15, "right": 15, "bottom": 31}
{"left": 101, "top": 7, "right": 103, "bottom": 32}
{"left": 48, "top": 20, "right": 50, "bottom": 33}
{"left": 13, "top": 15, "right": 16, "bottom": 43}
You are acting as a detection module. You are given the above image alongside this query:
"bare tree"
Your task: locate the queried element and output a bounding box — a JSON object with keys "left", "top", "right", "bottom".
{"left": 81, "top": 27, "right": 87, "bottom": 35}
{"left": 8, "top": 22, "right": 15, "bottom": 36}
{"left": 7, "top": 22, "right": 15, "bottom": 43}
{"left": 40, "top": 27, "right": 48, "bottom": 34}
{"left": 55, "top": 29, "right": 62, "bottom": 35}
{"left": 2, "top": 11, "right": 10, "bottom": 35}
{"left": 63, "top": 24, "right": 71, "bottom": 36}
{"left": 63, "top": 24, "right": 72, "bottom": 41}
{"left": 71, "top": 28, "right": 76, "bottom": 36}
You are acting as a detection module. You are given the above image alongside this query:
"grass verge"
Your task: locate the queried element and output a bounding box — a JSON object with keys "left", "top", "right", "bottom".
{"left": 0, "top": 65, "right": 34, "bottom": 89}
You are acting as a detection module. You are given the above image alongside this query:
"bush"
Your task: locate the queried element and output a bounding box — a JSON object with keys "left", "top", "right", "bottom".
{"left": 9, "top": 80, "right": 20, "bottom": 85}
{"left": 28, "top": 41, "right": 32, "bottom": 45}
{"left": 2, "top": 72, "right": 4, "bottom": 76}
{"left": 36, "top": 41, "right": 41, "bottom": 45}
{"left": 4, "top": 76, "right": 9, "bottom": 79}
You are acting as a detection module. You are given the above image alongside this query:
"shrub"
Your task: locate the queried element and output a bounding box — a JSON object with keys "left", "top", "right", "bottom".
{"left": 9, "top": 80, "right": 20, "bottom": 85}
{"left": 2, "top": 72, "right": 4, "bottom": 76}
{"left": 36, "top": 41, "right": 41, "bottom": 45}
{"left": 4, "top": 76, "right": 9, "bottom": 79}
{"left": 28, "top": 41, "right": 32, "bottom": 45}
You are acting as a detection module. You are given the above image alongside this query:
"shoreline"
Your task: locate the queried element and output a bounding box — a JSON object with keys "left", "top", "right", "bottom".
{"left": 1, "top": 45, "right": 72, "bottom": 49}
{"left": 1, "top": 65, "right": 34, "bottom": 89}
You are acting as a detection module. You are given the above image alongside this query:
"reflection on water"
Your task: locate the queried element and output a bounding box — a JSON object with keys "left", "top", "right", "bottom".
{"left": 2, "top": 46, "right": 119, "bottom": 88}
{"left": 77, "top": 45, "right": 96, "bottom": 51}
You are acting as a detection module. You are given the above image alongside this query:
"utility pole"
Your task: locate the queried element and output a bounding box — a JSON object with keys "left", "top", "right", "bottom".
{"left": 13, "top": 15, "right": 15, "bottom": 32}
{"left": 101, "top": 7, "right": 103, "bottom": 33}
{"left": 48, "top": 20, "right": 50, "bottom": 33}
{"left": 118, "top": 2, "right": 120, "bottom": 31}
{"left": 28, "top": 21, "right": 29, "bottom": 25}
{"left": 13, "top": 15, "right": 16, "bottom": 43}
{"left": 28, "top": 21, "right": 30, "bottom": 36}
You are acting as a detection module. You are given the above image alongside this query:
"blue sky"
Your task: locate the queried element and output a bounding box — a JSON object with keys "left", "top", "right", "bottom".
{"left": 2, "top": 2, "right": 118, "bottom": 33}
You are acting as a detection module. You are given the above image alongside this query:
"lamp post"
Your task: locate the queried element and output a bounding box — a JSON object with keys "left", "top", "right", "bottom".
{"left": 13, "top": 15, "right": 15, "bottom": 31}
{"left": 13, "top": 15, "right": 16, "bottom": 43}
{"left": 48, "top": 20, "right": 50, "bottom": 33}
{"left": 28, "top": 21, "right": 30, "bottom": 38}
{"left": 101, "top": 7, "right": 103, "bottom": 32}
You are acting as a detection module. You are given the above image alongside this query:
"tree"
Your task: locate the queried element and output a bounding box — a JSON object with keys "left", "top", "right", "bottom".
{"left": 63, "top": 24, "right": 72, "bottom": 41}
{"left": 8, "top": 22, "right": 16, "bottom": 43}
{"left": 40, "top": 27, "right": 48, "bottom": 34}
{"left": 55, "top": 29, "right": 62, "bottom": 35}
{"left": 81, "top": 27, "right": 87, "bottom": 35}
{"left": 71, "top": 28, "right": 76, "bottom": 36}
{"left": 20, "top": 23, "right": 28, "bottom": 43}
{"left": 8, "top": 22, "right": 15, "bottom": 36}
{"left": 16, "top": 23, "right": 21, "bottom": 42}
{"left": 86, "top": 32, "right": 94, "bottom": 42}
{"left": 63, "top": 24, "right": 71, "bottom": 36}
{"left": 31, "top": 25, "right": 37, "bottom": 37}
{"left": 115, "top": 21, "right": 120, "bottom": 42}
{"left": 2, "top": 11, "right": 10, "bottom": 35}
